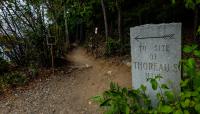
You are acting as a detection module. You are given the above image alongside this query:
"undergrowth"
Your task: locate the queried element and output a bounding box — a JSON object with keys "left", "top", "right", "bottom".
{"left": 0, "top": 57, "right": 38, "bottom": 92}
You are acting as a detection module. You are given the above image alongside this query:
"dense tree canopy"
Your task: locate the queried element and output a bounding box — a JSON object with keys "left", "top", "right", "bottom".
{"left": 0, "top": 0, "right": 199, "bottom": 66}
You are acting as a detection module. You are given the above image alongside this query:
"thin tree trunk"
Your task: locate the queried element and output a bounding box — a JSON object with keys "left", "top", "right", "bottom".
{"left": 80, "top": 22, "right": 83, "bottom": 43}
{"left": 64, "top": 6, "right": 70, "bottom": 49}
{"left": 101, "top": 0, "right": 108, "bottom": 41}
{"left": 116, "top": 1, "right": 122, "bottom": 42}
{"left": 116, "top": 0, "right": 122, "bottom": 53}
{"left": 118, "top": 9, "right": 121, "bottom": 41}
{"left": 76, "top": 23, "right": 79, "bottom": 43}
{"left": 194, "top": 5, "right": 199, "bottom": 41}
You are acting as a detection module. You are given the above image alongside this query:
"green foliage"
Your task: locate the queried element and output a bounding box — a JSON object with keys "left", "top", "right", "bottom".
{"left": 0, "top": 72, "right": 28, "bottom": 91}
{"left": 198, "top": 26, "right": 200, "bottom": 35}
{"left": 0, "top": 0, "right": 67, "bottom": 67}
{"left": 2, "top": 72, "right": 28, "bottom": 86}
{"left": 105, "top": 37, "right": 120, "bottom": 56}
{"left": 92, "top": 44, "right": 200, "bottom": 114}
{"left": 184, "top": 0, "right": 200, "bottom": 9}
{"left": 183, "top": 44, "right": 198, "bottom": 53}
{"left": 172, "top": 0, "right": 200, "bottom": 9}
{"left": 91, "top": 82, "right": 152, "bottom": 114}
{"left": 28, "top": 64, "right": 39, "bottom": 79}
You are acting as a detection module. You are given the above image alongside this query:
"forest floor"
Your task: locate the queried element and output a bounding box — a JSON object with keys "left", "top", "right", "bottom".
{"left": 0, "top": 47, "right": 131, "bottom": 114}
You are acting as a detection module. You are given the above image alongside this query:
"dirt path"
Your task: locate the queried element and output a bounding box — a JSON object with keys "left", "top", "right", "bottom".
{"left": 0, "top": 47, "right": 131, "bottom": 114}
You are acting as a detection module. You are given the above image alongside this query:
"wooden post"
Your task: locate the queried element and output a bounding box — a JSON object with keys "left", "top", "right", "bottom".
{"left": 47, "top": 35, "right": 56, "bottom": 75}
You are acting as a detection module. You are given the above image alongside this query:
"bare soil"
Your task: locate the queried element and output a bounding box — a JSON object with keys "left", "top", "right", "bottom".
{"left": 0, "top": 47, "right": 131, "bottom": 114}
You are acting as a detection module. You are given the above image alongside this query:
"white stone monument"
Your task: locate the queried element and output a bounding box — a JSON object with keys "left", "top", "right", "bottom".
{"left": 130, "top": 23, "right": 182, "bottom": 105}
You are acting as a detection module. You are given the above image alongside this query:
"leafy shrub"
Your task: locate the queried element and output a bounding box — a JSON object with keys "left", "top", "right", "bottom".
{"left": 92, "top": 44, "right": 200, "bottom": 114}
{"left": 92, "top": 82, "right": 151, "bottom": 114}
{"left": 105, "top": 37, "right": 121, "bottom": 56}
{"left": 27, "top": 64, "right": 39, "bottom": 79}
{"left": 1, "top": 72, "right": 28, "bottom": 87}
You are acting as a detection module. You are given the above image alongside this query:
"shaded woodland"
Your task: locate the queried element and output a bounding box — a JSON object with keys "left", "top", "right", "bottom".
{"left": 0, "top": 0, "right": 199, "bottom": 67}
{"left": 0, "top": 0, "right": 200, "bottom": 113}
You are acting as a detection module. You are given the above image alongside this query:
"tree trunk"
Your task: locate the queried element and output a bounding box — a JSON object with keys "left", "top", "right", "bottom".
{"left": 116, "top": 0, "right": 122, "bottom": 53}
{"left": 194, "top": 5, "right": 199, "bottom": 41}
{"left": 64, "top": 6, "right": 70, "bottom": 49}
{"left": 101, "top": 0, "right": 108, "bottom": 41}
{"left": 118, "top": 9, "right": 121, "bottom": 41}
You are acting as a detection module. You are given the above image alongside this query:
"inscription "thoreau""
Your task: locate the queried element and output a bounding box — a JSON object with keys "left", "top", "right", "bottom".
{"left": 133, "top": 62, "right": 179, "bottom": 72}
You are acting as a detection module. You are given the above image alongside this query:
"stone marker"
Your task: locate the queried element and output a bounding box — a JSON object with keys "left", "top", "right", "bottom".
{"left": 130, "top": 23, "right": 182, "bottom": 105}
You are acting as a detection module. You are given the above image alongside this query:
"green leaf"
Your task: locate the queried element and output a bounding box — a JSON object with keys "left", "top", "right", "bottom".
{"left": 197, "top": 26, "right": 200, "bottom": 35}
{"left": 165, "top": 91, "right": 174, "bottom": 101}
{"left": 174, "top": 109, "right": 183, "bottom": 114}
{"left": 159, "top": 105, "right": 173, "bottom": 113}
{"left": 187, "top": 58, "right": 196, "bottom": 68}
{"left": 181, "top": 99, "right": 190, "bottom": 108}
{"left": 171, "top": 0, "right": 176, "bottom": 4}
{"left": 191, "top": 91, "right": 199, "bottom": 97}
{"left": 110, "top": 82, "right": 116, "bottom": 90}
{"left": 157, "top": 92, "right": 161, "bottom": 99}
{"left": 180, "top": 79, "right": 190, "bottom": 87}
{"left": 90, "top": 95, "right": 103, "bottom": 103}
{"left": 150, "top": 79, "right": 158, "bottom": 90}
{"left": 161, "top": 84, "right": 169, "bottom": 89}
{"left": 194, "top": 74, "right": 200, "bottom": 89}
{"left": 191, "top": 44, "right": 198, "bottom": 50}
{"left": 197, "top": 0, "right": 200, "bottom": 5}
{"left": 197, "top": 87, "right": 200, "bottom": 92}
{"left": 183, "top": 45, "right": 193, "bottom": 53}
{"left": 122, "top": 88, "right": 128, "bottom": 94}
{"left": 125, "top": 105, "right": 130, "bottom": 114}
{"left": 183, "top": 44, "right": 198, "bottom": 53}
{"left": 190, "top": 100, "right": 196, "bottom": 107}
{"left": 100, "top": 99, "right": 111, "bottom": 107}
{"left": 195, "top": 104, "right": 200, "bottom": 113}
{"left": 105, "top": 104, "right": 116, "bottom": 114}
{"left": 183, "top": 110, "right": 189, "bottom": 114}
{"left": 194, "top": 50, "right": 200, "bottom": 57}
{"left": 185, "top": 91, "right": 192, "bottom": 98}
{"left": 185, "top": 0, "right": 195, "bottom": 9}
{"left": 140, "top": 84, "right": 146, "bottom": 91}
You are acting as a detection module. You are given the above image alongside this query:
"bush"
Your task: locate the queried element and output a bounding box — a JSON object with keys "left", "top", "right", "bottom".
{"left": 27, "top": 64, "right": 39, "bottom": 79}
{"left": 91, "top": 82, "right": 151, "bottom": 114}
{"left": 0, "top": 72, "right": 28, "bottom": 89}
{"left": 92, "top": 44, "right": 200, "bottom": 114}
{"left": 105, "top": 37, "right": 121, "bottom": 56}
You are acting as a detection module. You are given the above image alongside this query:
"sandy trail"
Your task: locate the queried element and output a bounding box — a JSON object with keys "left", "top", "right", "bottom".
{"left": 0, "top": 47, "right": 131, "bottom": 114}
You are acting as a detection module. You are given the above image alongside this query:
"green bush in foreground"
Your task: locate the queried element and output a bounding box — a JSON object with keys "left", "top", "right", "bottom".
{"left": 92, "top": 44, "right": 200, "bottom": 114}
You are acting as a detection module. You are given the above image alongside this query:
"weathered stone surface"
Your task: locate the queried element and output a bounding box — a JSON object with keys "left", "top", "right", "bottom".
{"left": 130, "top": 23, "right": 182, "bottom": 105}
